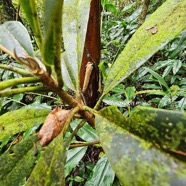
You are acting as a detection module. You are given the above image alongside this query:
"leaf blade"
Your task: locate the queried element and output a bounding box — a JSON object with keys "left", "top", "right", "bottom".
{"left": 62, "top": 0, "right": 91, "bottom": 90}
{"left": 95, "top": 109, "right": 186, "bottom": 185}
{"left": 0, "top": 21, "right": 34, "bottom": 56}
{"left": 103, "top": 0, "right": 186, "bottom": 95}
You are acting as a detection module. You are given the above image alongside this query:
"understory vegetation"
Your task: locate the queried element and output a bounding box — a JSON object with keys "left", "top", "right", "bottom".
{"left": 0, "top": 0, "right": 186, "bottom": 185}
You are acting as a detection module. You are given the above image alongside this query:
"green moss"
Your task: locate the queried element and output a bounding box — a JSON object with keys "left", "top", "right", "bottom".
{"left": 0, "top": 108, "right": 50, "bottom": 139}
{"left": 103, "top": 0, "right": 186, "bottom": 95}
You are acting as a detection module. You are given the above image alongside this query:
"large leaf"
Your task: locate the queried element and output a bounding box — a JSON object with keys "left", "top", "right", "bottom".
{"left": 0, "top": 108, "right": 50, "bottom": 139}
{"left": 99, "top": 106, "right": 186, "bottom": 156}
{"left": 0, "top": 136, "right": 39, "bottom": 186}
{"left": 62, "top": 0, "right": 91, "bottom": 90}
{"left": 95, "top": 108, "right": 186, "bottom": 186}
{"left": 65, "top": 146, "right": 87, "bottom": 177}
{"left": 26, "top": 132, "right": 66, "bottom": 186}
{"left": 0, "top": 21, "right": 34, "bottom": 56}
{"left": 85, "top": 154, "right": 115, "bottom": 186}
{"left": 103, "top": 0, "right": 186, "bottom": 95}
{"left": 43, "top": 0, "right": 63, "bottom": 66}
{"left": 61, "top": 52, "right": 76, "bottom": 91}
{"left": 20, "top": 0, "right": 43, "bottom": 49}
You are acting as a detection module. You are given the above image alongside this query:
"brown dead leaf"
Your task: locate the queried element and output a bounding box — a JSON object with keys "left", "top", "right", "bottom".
{"left": 38, "top": 107, "right": 71, "bottom": 147}
{"left": 151, "top": 25, "right": 158, "bottom": 34}
{"left": 146, "top": 24, "right": 158, "bottom": 34}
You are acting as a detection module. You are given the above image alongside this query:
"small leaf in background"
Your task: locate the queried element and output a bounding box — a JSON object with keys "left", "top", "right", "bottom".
{"left": 144, "top": 67, "right": 169, "bottom": 90}
{"left": 38, "top": 107, "right": 71, "bottom": 147}
{"left": 124, "top": 86, "right": 136, "bottom": 101}
{"left": 71, "top": 120, "right": 98, "bottom": 142}
{"left": 103, "top": 96, "right": 130, "bottom": 107}
{"left": 65, "top": 147, "right": 87, "bottom": 177}
{"left": 85, "top": 154, "right": 115, "bottom": 186}
{"left": 172, "top": 60, "right": 182, "bottom": 75}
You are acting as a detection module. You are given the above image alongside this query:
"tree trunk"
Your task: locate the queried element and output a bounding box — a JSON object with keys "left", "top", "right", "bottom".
{"left": 80, "top": 0, "right": 101, "bottom": 107}
{"left": 0, "top": 0, "right": 21, "bottom": 23}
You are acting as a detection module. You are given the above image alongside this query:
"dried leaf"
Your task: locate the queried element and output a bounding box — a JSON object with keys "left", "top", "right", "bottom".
{"left": 145, "top": 24, "right": 158, "bottom": 34}
{"left": 151, "top": 25, "right": 158, "bottom": 34}
{"left": 38, "top": 107, "right": 71, "bottom": 146}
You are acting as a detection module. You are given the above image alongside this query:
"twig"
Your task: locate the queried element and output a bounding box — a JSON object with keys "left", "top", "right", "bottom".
{"left": 0, "top": 64, "right": 32, "bottom": 76}
{"left": 0, "top": 86, "right": 46, "bottom": 97}
{"left": 64, "top": 119, "right": 86, "bottom": 149}
{"left": 69, "top": 140, "right": 100, "bottom": 149}
{"left": 138, "top": 0, "right": 150, "bottom": 26}
{"left": 62, "top": 106, "right": 80, "bottom": 136}
{"left": 0, "top": 77, "right": 40, "bottom": 91}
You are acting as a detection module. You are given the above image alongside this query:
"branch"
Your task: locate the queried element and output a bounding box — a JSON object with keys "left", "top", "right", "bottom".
{"left": 0, "top": 86, "right": 46, "bottom": 97}
{"left": 69, "top": 140, "right": 100, "bottom": 149}
{"left": 38, "top": 71, "right": 95, "bottom": 126}
{"left": 62, "top": 106, "right": 80, "bottom": 136}
{"left": 138, "top": 0, "right": 150, "bottom": 26}
{"left": 64, "top": 119, "right": 86, "bottom": 149}
{"left": 0, "top": 77, "right": 39, "bottom": 91}
{"left": 0, "top": 64, "right": 32, "bottom": 76}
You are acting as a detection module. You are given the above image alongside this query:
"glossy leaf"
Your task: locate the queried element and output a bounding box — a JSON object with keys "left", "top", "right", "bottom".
{"left": 0, "top": 136, "right": 39, "bottom": 185}
{"left": 65, "top": 146, "right": 87, "bottom": 177}
{"left": 0, "top": 21, "right": 34, "bottom": 56}
{"left": 95, "top": 108, "right": 186, "bottom": 185}
{"left": 85, "top": 154, "right": 115, "bottom": 186}
{"left": 20, "top": 0, "right": 43, "bottom": 49}
{"left": 0, "top": 108, "right": 50, "bottom": 139}
{"left": 26, "top": 133, "right": 66, "bottom": 185}
{"left": 62, "top": 0, "right": 91, "bottom": 90}
{"left": 103, "top": 0, "right": 186, "bottom": 95}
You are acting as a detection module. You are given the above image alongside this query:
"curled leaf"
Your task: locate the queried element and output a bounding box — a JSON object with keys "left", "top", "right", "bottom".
{"left": 38, "top": 107, "right": 71, "bottom": 147}
{"left": 14, "top": 49, "right": 45, "bottom": 75}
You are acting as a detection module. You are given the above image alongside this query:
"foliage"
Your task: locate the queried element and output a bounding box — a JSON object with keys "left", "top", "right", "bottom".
{"left": 0, "top": 0, "right": 186, "bottom": 185}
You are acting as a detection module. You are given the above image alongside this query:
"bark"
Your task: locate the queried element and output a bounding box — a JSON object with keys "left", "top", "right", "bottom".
{"left": 0, "top": 0, "right": 22, "bottom": 23}
{"left": 80, "top": 0, "right": 101, "bottom": 107}
{"left": 138, "top": 0, "right": 150, "bottom": 26}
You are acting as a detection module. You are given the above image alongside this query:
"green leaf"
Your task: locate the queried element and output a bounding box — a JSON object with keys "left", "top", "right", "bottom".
{"left": 98, "top": 106, "right": 186, "bottom": 160}
{"left": 95, "top": 107, "right": 186, "bottom": 186}
{"left": 62, "top": 0, "right": 91, "bottom": 91}
{"left": 103, "top": 0, "right": 186, "bottom": 95}
{"left": 105, "top": 3, "right": 117, "bottom": 14}
{"left": 0, "top": 136, "right": 39, "bottom": 185}
{"left": 43, "top": 0, "right": 63, "bottom": 66}
{"left": 20, "top": 0, "right": 43, "bottom": 50}
{"left": 85, "top": 154, "right": 115, "bottom": 186}
{"left": 61, "top": 52, "right": 76, "bottom": 91}
{"left": 125, "top": 86, "right": 136, "bottom": 101}
{"left": 26, "top": 133, "right": 66, "bottom": 186}
{"left": 71, "top": 120, "right": 98, "bottom": 142}
{"left": 0, "top": 108, "right": 50, "bottom": 139}
{"left": 65, "top": 146, "right": 87, "bottom": 177}
{"left": 172, "top": 60, "right": 182, "bottom": 75}
{"left": 144, "top": 67, "right": 169, "bottom": 90}
{"left": 103, "top": 96, "right": 130, "bottom": 107}
{"left": 0, "top": 21, "right": 34, "bottom": 56}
